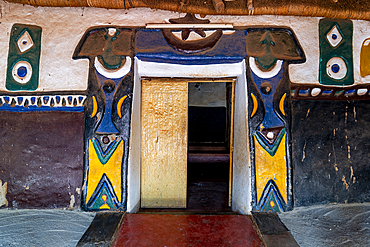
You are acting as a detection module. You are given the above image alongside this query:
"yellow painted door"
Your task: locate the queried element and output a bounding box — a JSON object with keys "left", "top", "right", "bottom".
{"left": 141, "top": 80, "right": 188, "bottom": 208}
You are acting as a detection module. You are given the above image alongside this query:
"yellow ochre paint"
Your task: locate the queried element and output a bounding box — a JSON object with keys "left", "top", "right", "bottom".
{"left": 91, "top": 96, "right": 98, "bottom": 118}
{"left": 117, "top": 95, "right": 128, "bottom": 118}
{"left": 360, "top": 38, "right": 370, "bottom": 77}
{"left": 251, "top": 93, "right": 258, "bottom": 118}
{"left": 86, "top": 139, "right": 124, "bottom": 204}
{"left": 254, "top": 133, "right": 287, "bottom": 203}
{"left": 279, "top": 93, "right": 286, "bottom": 116}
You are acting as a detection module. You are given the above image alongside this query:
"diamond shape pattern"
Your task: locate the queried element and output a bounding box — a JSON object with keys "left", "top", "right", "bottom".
{"left": 326, "top": 25, "right": 343, "bottom": 47}
{"left": 17, "top": 31, "right": 34, "bottom": 53}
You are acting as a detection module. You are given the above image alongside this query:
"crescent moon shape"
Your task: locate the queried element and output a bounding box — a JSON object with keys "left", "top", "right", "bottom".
{"left": 117, "top": 95, "right": 128, "bottom": 118}
{"left": 162, "top": 29, "right": 223, "bottom": 54}
{"left": 94, "top": 56, "right": 131, "bottom": 79}
{"left": 251, "top": 93, "right": 258, "bottom": 118}
{"left": 91, "top": 96, "right": 98, "bottom": 118}
{"left": 279, "top": 93, "right": 287, "bottom": 116}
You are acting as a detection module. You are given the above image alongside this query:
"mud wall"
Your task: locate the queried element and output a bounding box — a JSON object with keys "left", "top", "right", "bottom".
{"left": 0, "top": 1, "right": 369, "bottom": 211}
{"left": 292, "top": 100, "right": 370, "bottom": 206}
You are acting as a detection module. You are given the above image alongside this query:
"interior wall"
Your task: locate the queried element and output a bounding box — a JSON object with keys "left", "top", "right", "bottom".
{"left": 188, "top": 106, "right": 227, "bottom": 144}
{"left": 188, "top": 82, "right": 227, "bottom": 144}
{"left": 188, "top": 82, "right": 226, "bottom": 107}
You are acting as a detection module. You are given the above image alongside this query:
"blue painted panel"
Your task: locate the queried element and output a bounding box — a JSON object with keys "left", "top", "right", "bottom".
{"left": 95, "top": 69, "right": 123, "bottom": 134}
{"left": 0, "top": 104, "right": 84, "bottom": 112}
{"left": 250, "top": 64, "right": 284, "bottom": 129}
{"left": 135, "top": 29, "right": 247, "bottom": 65}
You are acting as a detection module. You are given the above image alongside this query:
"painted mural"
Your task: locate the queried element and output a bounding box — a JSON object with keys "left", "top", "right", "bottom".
{"left": 291, "top": 19, "right": 370, "bottom": 206}
{"left": 84, "top": 16, "right": 306, "bottom": 212}
{"left": 73, "top": 27, "right": 134, "bottom": 211}
{"left": 319, "top": 19, "right": 353, "bottom": 86}
{"left": 0, "top": 24, "right": 86, "bottom": 209}
{"left": 6, "top": 24, "right": 42, "bottom": 91}
{"left": 246, "top": 28, "right": 305, "bottom": 212}
{"left": 0, "top": 8, "right": 370, "bottom": 212}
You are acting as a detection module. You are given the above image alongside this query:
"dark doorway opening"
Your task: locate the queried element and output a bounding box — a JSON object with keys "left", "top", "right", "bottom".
{"left": 187, "top": 82, "right": 232, "bottom": 212}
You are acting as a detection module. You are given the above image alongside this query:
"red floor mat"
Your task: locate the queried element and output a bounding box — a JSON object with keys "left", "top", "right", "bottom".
{"left": 112, "top": 214, "right": 263, "bottom": 247}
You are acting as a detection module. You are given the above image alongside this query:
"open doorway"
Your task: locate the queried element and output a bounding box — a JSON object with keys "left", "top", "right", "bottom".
{"left": 187, "top": 81, "right": 234, "bottom": 212}
{"left": 140, "top": 78, "right": 234, "bottom": 212}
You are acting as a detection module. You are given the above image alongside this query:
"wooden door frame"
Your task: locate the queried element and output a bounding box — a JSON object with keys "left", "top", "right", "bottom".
{"left": 140, "top": 77, "right": 236, "bottom": 208}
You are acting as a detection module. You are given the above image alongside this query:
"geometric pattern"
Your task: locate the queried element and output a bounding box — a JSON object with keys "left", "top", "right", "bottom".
{"left": 0, "top": 95, "right": 86, "bottom": 112}
{"left": 319, "top": 19, "right": 353, "bottom": 85}
{"left": 6, "top": 24, "right": 42, "bottom": 91}
{"left": 73, "top": 27, "right": 134, "bottom": 212}
{"left": 259, "top": 181, "right": 284, "bottom": 212}
{"left": 254, "top": 132, "right": 287, "bottom": 205}
{"left": 86, "top": 138, "right": 124, "bottom": 210}
{"left": 326, "top": 25, "right": 343, "bottom": 48}
{"left": 17, "top": 31, "right": 34, "bottom": 53}
{"left": 246, "top": 27, "right": 305, "bottom": 213}
{"left": 89, "top": 184, "right": 117, "bottom": 210}
{"left": 291, "top": 84, "right": 370, "bottom": 100}
{"left": 254, "top": 128, "right": 286, "bottom": 156}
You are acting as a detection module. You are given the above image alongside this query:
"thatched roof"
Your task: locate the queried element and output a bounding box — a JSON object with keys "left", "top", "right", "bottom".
{"left": 5, "top": 0, "right": 370, "bottom": 21}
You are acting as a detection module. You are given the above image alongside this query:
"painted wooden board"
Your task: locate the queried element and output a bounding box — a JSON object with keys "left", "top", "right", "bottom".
{"left": 141, "top": 80, "right": 188, "bottom": 208}
{"left": 252, "top": 212, "right": 299, "bottom": 247}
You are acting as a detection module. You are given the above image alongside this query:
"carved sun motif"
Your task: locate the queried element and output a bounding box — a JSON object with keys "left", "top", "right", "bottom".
{"left": 169, "top": 13, "right": 209, "bottom": 41}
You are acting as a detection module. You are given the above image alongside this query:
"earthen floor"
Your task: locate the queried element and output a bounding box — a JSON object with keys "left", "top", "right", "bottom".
{"left": 1, "top": 203, "right": 369, "bottom": 246}
{"left": 279, "top": 202, "right": 370, "bottom": 247}
{"left": 112, "top": 214, "right": 263, "bottom": 247}
{"left": 0, "top": 209, "right": 95, "bottom": 247}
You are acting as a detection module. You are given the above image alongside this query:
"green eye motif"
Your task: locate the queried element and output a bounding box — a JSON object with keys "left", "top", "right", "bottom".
{"left": 6, "top": 24, "right": 42, "bottom": 91}
{"left": 319, "top": 19, "right": 353, "bottom": 85}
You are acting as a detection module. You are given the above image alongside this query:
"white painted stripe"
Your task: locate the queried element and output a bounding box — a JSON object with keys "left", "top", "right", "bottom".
{"left": 249, "top": 57, "right": 282, "bottom": 79}
{"left": 137, "top": 59, "right": 244, "bottom": 78}
{"left": 146, "top": 24, "right": 233, "bottom": 29}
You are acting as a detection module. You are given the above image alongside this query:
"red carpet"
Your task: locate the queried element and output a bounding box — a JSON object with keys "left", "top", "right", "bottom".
{"left": 112, "top": 214, "right": 263, "bottom": 247}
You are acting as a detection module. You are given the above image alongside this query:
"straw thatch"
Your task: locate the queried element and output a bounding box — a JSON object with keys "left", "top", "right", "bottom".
{"left": 4, "top": 0, "right": 370, "bottom": 21}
